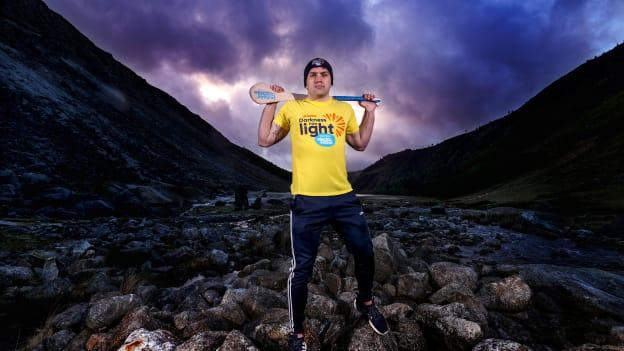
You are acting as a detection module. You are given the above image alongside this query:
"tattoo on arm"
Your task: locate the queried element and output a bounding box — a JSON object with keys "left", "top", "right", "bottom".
{"left": 269, "top": 123, "right": 287, "bottom": 144}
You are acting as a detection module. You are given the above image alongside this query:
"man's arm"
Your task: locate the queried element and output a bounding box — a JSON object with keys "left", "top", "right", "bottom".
{"left": 258, "top": 85, "right": 289, "bottom": 147}
{"left": 346, "top": 93, "right": 377, "bottom": 151}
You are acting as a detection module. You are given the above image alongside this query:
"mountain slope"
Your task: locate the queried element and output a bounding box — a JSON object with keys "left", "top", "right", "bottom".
{"left": 0, "top": 1, "right": 290, "bottom": 217}
{"left": 353, "top": 43, "right": 624, "bottom": 214}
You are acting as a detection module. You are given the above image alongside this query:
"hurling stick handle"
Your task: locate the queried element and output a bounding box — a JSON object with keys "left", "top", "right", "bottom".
{"left": 333, "top": 96, "right": 382, "bottom": 105}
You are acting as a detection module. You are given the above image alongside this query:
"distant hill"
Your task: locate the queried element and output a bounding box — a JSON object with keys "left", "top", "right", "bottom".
{"left": 353, "top": 43, "right": 624, "bottom": 214}
{"left": 0, "top": 1, "right": 290, "bottom": 217}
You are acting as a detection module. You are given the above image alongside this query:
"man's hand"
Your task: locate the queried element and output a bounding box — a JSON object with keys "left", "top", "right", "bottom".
{"left": 270, "top": 84, "right": 284, "bottom": 93}
{"left": 358, "top": 92, "right": 378, "bottom": 111}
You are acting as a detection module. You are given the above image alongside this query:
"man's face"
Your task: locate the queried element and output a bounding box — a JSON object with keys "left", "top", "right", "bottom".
{"left": 306, "top": 67, "right": 331, "bottom": 97}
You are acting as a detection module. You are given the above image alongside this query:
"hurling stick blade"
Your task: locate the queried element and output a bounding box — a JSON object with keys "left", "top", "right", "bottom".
{"left": 249, "top": 83, "right": 306, "bottom": 104}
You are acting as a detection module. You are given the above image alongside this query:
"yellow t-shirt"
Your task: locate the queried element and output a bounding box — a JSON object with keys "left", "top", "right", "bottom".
{"left": 274, "top": 98, "right": 360, "bottom": 196}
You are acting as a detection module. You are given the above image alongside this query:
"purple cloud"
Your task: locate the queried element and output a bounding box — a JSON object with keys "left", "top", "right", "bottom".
{"left": 43, "top": 0, "right": 624, "bottom": 171}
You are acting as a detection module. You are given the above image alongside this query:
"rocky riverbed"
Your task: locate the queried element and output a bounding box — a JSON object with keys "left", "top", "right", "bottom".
{"left": 1, "top": 194, "right": 623, "bottom": 350}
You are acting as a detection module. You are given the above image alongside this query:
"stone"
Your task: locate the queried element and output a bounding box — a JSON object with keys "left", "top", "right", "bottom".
{"left": 117, "top": 329, "right": 178, "bottom": 351}
{"left": 429, "top": 262, "right": 478, "bottom": 291}
{"left": 396, "top": 272, "right": 431, "bottom": 300}
{"left": 51, "top": 303, "right": 88, "bottom": 330}
{"left": 478, "top": 275, "right": 532, "bottom": 312}
{"left": 45, "top": 330, "right": 76, "bottom": 351}
{"left": 41, "top": 258, "right": 59, "bottom": 281}
{"left": 372, "top": 233, "right": 408, "bottom": 283}
{"left": 305, "top": 293, "right": 338, "bottom": 320}
{"left": 415, "top": 303, "right": 483, "bottom": 350}
{"left": 347, "top": 320, "right": 398, "bottom": 351}
{"left": 472, "top": 338, "right": 531, "bottom": 351}
{"left": 86, "top": 294, "right": 142, "bottom": 330}
{"left": 217, "top": 329, "right": 259, "bottom": 351}
{"left": 175, "top": 331, "right": 228, "bottom": 351}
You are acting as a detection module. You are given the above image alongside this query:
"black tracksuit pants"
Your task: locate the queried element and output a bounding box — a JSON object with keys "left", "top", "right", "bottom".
{"left": 287, "top": 190, "right": 375, "bottom": 334}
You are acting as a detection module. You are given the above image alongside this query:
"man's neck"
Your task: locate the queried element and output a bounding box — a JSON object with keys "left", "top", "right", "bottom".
{"left": 306, "top": 92, "right": 331, "bottom": 102}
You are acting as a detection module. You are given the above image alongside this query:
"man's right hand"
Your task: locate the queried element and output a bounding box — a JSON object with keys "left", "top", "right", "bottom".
{"left": 270, "top": 84, "right": 284, "bottom": 93}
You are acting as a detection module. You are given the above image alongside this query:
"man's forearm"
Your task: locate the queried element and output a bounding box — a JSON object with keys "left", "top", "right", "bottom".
{"left": 258, "top": 103, "right": 277, "bottom": 146}
{"left": 358, "top": 109, "right": 375, "bottom": 149}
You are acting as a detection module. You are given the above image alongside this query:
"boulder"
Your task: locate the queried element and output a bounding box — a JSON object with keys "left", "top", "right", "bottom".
{"left": 477, "top": 275, "right": 532, "bottom": 312}
{"left": 175, "top": 331, "right": 228, "bottom": 351}
{"left": 396, "top": 272, "right": 431, "bottom": 300}
{"left": 429, "top": 262, "right": 478, "bottom": 291}
{"left": 472, "top": 338, "right": 531, "bottom": 351}
{"left": 217, "top": 329, "right": 260, "bottom": 351}
{"left": 86, "top": 294, "right": 142, "bottom": 330}
{"left": 117, "top": 329, "right": 178, "bottom": 351}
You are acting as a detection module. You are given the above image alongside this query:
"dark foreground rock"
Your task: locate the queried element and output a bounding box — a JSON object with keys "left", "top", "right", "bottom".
{"left": 1, "top": 197, "right": 623, "bottom": 350}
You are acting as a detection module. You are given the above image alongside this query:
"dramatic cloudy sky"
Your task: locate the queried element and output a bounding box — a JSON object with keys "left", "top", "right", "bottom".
{"left": 44, "top": 0, "right": 623, "bottom": 171}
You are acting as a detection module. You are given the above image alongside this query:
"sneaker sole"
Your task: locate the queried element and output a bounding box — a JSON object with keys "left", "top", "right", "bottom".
{"left": 353, "top": 299, "right": 389, "bottom": 336}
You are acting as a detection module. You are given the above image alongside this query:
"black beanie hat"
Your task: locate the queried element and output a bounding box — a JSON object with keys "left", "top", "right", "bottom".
{"left": 304, "top": 57, "right": 333, "bottom": 87}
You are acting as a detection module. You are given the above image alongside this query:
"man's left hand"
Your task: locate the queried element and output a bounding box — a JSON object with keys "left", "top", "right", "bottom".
{"left": 359, "top": 93, "right": 377, "bottom": 112}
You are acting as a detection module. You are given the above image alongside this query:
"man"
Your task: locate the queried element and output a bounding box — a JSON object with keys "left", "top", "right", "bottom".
{"left": 257, "top": 58, "right": 388, "bottom": 351}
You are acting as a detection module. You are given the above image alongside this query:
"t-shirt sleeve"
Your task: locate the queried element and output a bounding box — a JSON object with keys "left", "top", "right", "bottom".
{"left": 273, "top": 103, "right": 290, "bottom": 130}
{"left": 346, "top": 105, "right": 359, "bottom": 134}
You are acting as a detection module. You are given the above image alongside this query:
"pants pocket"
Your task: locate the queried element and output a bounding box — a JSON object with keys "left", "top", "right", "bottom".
{"left": 290, "top": 196, "right": 303, "bottom": 213}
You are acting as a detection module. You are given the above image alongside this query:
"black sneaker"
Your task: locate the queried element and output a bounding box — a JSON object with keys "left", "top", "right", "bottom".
{"left": 288, "top": 333, "right": 308, "bottom": 351}
{"left": 354, "top": 298, "right": 389, "bottom": 335}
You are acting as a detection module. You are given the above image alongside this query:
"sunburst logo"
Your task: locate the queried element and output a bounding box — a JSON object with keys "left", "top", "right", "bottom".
{"left": 323, "top": 113, "right": 346, "bottom": 136}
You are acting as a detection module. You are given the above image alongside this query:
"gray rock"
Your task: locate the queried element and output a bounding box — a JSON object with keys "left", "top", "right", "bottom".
{"left": 176, "top": 331, "right": 228, "bottom": 351}
{"left": 0, "top": 265, "right": 34, "bottom": 284}
{"left": 23, "top": 277, "right": 72, "bottom": 301}
{"left": 74, "top": 199, "right": 115, "bottom": 217}
{"left": 347, "top": 320, "right": 398, "bottom": 351}
{"left": 372, "top": 233, "right": 408, "bottom": 283}
{"left": 41, "top": 258, "right": 59, "bottom": 281}
{"left": 51, "top": 303, "right": 88, "bottom": 330}
{"left": 248, "top": 309, "right": 316, "bottom": 351}
{"left": 217, "top": 329, "right": 259, "bottom": 351}
{"left": 517, "top": 264, "right": 624, "bottom": 320}
{"left": 208, "top": 249, "right": 229, "bottom": 267}
{"left": 312, "top": 255, "right": 328, "bottom": 283}
{"left": 41, "top": 186, "right": 74, "bottom": 202}
{"left": 430, "top": 283, "right": 476, "bottom": 305}
{"left": 415, "top": 303, "right": 483, "bottom": 350}
{"left": 305, "top": 293, "right": 338, "bottom": 320}
{"left": 117, "top": 328, "right": 178, "bottom": 351}
{"left": 396, "top": 272, "right": 431, "bottom": 300}
{"left": 243, "top": 269, "right": 288, "bottom": 291}
{"left": 325, "top": 272, "right": 342, "bottom": 296}
{"left": 472, "top": 338, "right": 531, "bottom": 351}
{"left": 238, "top": 258, "right": 272, "bottom": 277}
{"left": 205, "top": 303, "right": 247, "bottom": 328}
{"left": 240, "top": 286, "right": 286, "bottom": 319}
{"left": 86, "top": 294, "right": 142, "bottom": 330}
{"left": 429, "top": 262, "right": 478, "bottom": 291}
{"left": 112, "top": 306, "right": 165, "bottom": 347}
{"left": 318, "top": 242, "right": 335, "bottom": 262}
{"left": 478, "top": 275, "right": 532, "bottom": 312}
{"left": 381, "top": 303, "right": 414, "bottom": 323}
{"left": 45, "top": 330, "right": 76, "bottom": 351}
{"left": 70, "top": 239, "right": 93, "bottom": 257}
{"left": 394, "top": 318, "right": 427, "bottom": 351}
